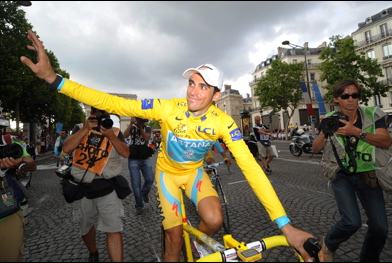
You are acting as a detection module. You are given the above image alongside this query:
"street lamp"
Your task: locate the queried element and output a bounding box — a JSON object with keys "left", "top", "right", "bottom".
{"left": 282, "top": 40, "right": 315, "bottom": 132}
{"left": 17, "top": 1, "right": 32, "bottom": 6}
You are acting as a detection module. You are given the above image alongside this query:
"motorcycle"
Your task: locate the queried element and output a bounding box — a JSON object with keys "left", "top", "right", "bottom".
{"left": 289, "top": 129, "right": 314, "bottom": 157}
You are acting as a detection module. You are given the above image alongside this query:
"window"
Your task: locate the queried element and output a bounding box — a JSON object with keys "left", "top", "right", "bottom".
{"left": 380, "top": 23, "right": 388, "bottom": 38}
{"left": 389, "top": 91, "right": 392, "bottom": 106}
{"left": 292, "top": 59, "right": 297, "bottom": 64}
{"left": 367, "top": 50, "right": 376, "bottom": 59}
{"left": 374, "top": 94, "right": 382, "bottom": 107}
{"left": 385, "top": 67, "right": 392, "bottom": 81}
{"left": 307, "top": 59, "right": 312, "bottom": 65}
{"left": 310, "top": 73, "right": 316, "bottom": 81}
{"left": 383, "top": 44, "right": 392, "bottom": 58}
{"left": 365, "top": 30, "right": 372, "bottom": 44}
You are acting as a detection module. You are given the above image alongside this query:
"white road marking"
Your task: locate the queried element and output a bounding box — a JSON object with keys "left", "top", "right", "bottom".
{"left": 276, "top": 157, "right": 320, "bottom": 165}
{"left": 37, "top": 164, "right": 58, "bottom": 170}
{"left": 228, "top": 180, "right": 247, "bottom": 185}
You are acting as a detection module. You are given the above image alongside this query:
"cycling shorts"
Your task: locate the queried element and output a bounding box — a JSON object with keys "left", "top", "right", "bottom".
{"left": 156, "top": 167, "right": 218, "bottom": 230}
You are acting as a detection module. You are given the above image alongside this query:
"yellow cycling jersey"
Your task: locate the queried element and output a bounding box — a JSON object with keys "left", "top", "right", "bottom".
{"left": 58, "top": 79, "right": 287, "bottom": 222}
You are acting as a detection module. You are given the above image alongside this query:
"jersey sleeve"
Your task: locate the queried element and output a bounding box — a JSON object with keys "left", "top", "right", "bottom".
{"left": 219, "top": 116, "right": 287, "bottom": 223}
{"left": 59, "top": 79, "right": 175, "bottom": 121}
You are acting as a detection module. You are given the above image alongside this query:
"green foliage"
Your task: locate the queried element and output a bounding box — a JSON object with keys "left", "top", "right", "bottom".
{"left": 255, "top": 59, "right": 304, "bottom": 132}
{"left": 148, "top": 120, "right": 161, "bottom": 130}
{"left": 0, "top": 1, "right": 84, "bottom": 131}
{"left": 319, "top": 35, "right": 390, "bottom": 103}
{"left": 255, "top": 59, "right": 304, "bottom": 112}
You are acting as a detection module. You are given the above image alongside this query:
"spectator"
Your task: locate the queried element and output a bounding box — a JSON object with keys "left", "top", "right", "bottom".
{"left": 0, "top": 131, "right": 36, "bottom": 261}
{"left": 124, "top": 117, "right": 155, "bottom": 215}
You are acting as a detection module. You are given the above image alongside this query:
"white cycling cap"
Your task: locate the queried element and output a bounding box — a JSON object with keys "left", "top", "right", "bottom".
{"left": 183, "top": 64, "right": 223, "bottom": 90}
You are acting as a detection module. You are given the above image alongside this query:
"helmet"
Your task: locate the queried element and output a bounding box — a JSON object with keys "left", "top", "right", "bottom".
{"left": 296, "top": 128, "right": 305, "bottom": 135}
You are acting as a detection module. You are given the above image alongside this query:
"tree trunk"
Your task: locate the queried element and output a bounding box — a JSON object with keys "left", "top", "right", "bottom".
{"left": 16, "top": 100, "right": 20, "bottom": 132}
{"left": 29, "top": 122, "right": 36, "bottom": 146}
{"left": 285, "top": 108, "right": 296, "bottom": 140}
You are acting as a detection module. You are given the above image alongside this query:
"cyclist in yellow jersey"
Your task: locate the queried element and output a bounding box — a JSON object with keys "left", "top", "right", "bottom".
{"left": 21, "top": 30, "right": 315, "bottom": 262}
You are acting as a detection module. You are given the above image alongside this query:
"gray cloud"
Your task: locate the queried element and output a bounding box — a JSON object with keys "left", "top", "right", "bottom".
{"left": 23, "top": 1, "right": 390, "bottom": 99}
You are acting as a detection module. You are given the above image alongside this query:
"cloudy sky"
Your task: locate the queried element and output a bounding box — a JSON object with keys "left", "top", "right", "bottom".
{"left": 22, "top": 1, "right": 390, "bottom": 100}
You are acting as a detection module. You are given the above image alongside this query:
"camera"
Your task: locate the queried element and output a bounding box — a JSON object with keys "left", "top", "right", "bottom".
{"left": 56, "top": 164, "right": 72, "bottom": 179}
{"left": 0, "top": 143, "right": 24, "bottom": 159}
{"left": 319, "top": 112, "right": 349, "bottom": 136}
{"left": 99, "top": 116, "right": 113, "bottom": 129}
{"left": 89, "top": 110, "right": 113, "bottom": 131}
{"left": 135, "top": 117, "right": 148, "bottom": 127}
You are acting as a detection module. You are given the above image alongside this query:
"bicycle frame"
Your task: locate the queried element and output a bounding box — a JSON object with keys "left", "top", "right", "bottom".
{"left": 178, "top": 186, "right": 304, "bottom": 262}
{"left": 204, "top": 161, "right": 231, "bottom": 233}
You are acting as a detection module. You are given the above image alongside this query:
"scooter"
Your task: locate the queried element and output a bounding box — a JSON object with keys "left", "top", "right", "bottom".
{"left": 289, "top": 129, "right": 314, "bottom": 157}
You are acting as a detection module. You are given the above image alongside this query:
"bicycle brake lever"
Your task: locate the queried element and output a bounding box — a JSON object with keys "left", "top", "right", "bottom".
{"left": 303, "top": 238, "right": 321, "bottom": 262}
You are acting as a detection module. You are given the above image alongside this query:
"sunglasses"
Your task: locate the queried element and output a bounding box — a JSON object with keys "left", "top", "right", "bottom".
{"left": 340, "top": 93, "right": 360, "bottom": 100}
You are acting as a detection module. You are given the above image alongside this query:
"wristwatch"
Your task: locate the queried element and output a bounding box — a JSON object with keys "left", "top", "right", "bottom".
{"left": 359, "top": 131, "right": 368, "bottom": 140}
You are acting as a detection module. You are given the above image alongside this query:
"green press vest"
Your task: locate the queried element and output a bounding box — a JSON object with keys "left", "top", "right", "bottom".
{"left": 326, "top": 106, "right": 383, "bottom": 173}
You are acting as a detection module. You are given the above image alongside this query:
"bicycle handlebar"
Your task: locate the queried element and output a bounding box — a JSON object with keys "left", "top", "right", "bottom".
{"left": 203, "top": 161, "right": 226, "bottom": 170}
{"left": 196, "top": 236, "right": 321, "bottom": 262}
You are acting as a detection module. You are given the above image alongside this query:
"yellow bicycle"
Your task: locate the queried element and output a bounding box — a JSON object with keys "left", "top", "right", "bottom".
{"left": 161, "top": 183, "right": 321, "bottom": 262}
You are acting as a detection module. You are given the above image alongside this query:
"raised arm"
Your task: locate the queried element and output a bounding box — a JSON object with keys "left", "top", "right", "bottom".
{"left": 20, "top": 30, "right": 172, "bottom": 121}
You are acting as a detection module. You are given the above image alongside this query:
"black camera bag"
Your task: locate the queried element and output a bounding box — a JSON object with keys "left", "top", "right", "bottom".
{"left": 61, "top": 177, "right": 85, "bottom": 203}
{"left": 84, "top": 179, "right": 114, "bottom": 199}
{"left": 111, "top": 175, "right": 131, "bottom": 199}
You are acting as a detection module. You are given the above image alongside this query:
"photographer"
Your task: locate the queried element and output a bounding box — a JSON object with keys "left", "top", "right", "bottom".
{"left": 63, "top": 108, "right": 129, "bottom": 262}
{"left": 0, "top": 132, "right": 36, "bottom": 262}
{"left": 313, "top": 80, "right": 392, "bottom": 262}
{"left": 124, "top": 117, "right": 154, "bottom": 215}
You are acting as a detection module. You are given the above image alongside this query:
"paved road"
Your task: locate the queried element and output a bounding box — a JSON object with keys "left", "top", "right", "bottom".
{"left": 23, "top": 140, "right": 392, "bottom": 262}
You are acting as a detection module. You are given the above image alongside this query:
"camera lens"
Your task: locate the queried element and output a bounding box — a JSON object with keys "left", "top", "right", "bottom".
{"left": 101, "top": 118, "right": 113, "bottom": 129}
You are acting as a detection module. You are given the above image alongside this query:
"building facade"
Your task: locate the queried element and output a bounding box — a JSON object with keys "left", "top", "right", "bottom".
{"left": 351, "top": 7, "right": 392, "bottom": 119}
{"left": 216, "top": 85, "right": 244, "bottom": 129}
{"left": 249, "top": 43, "right": 328, "bottom": 131}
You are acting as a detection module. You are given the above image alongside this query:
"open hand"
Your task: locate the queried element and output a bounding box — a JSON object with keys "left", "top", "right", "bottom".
{"left": 20, "top": 30, "right": 57, "bottom": 83}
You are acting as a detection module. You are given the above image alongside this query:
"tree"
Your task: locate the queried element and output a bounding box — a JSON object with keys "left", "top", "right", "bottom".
{"left": 0, "top": 1, "right": 85, "bottom": 139}
{"left": 0, "top": 1, "right": 34, "bottom": 131}
{"left": 319, "top": 35, "right": 391, "bottom": 103}
{"left": 255, "top": 59, "right": 304, "bottom": 136}
{"left": 148, "top": 120, "right": 161, "bottom": 130}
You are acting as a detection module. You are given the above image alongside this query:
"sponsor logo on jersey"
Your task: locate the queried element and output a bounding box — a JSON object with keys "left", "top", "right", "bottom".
{"left": 167, "top": 131, "right": 214, "bottom": 162}
{"left": 230, "top": 128, "right": 242, "bottom": 141}
{"left": 197, "top": 126, "right": 216, "bottom": 135}
{"left": 141, "top": 99, "right": 154, "bottom": 110}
